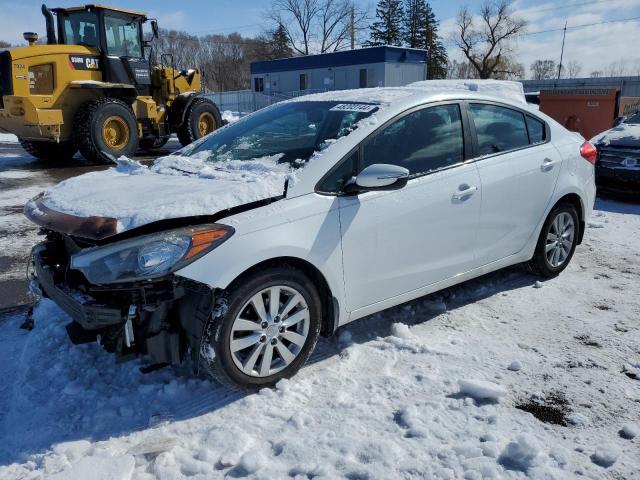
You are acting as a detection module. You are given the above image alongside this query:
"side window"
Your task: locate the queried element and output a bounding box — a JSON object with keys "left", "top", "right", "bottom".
{"left": 362, "top": 104, "right": 464, "bottom": 175}
{"left": 526, "top": 115, "right": 546, "bottom": 144}
{"left": 318, "top": 151, "right": 357, "bottom": 193}
{"left": 104, "top": 16, "right": 143, "bottom": 57}
{"left": 470, "top": 104, "right": 529, "bottom": 155}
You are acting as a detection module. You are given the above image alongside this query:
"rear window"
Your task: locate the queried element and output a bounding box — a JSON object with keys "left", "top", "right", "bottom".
{"left": 470, "top": 104, "right": 529, "bottom": 155}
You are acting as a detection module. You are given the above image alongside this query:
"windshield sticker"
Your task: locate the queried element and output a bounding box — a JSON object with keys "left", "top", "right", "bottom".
{"left": 330, "top": 103, "right": 377, "bottom": 113}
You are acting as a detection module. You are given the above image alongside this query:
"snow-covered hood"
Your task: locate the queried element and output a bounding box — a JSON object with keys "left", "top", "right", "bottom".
{"left": 591, "top": 123, "right": 640, "bottom": 149}
{"left": 25, "top": 155, "right": 291, "bottom": 240}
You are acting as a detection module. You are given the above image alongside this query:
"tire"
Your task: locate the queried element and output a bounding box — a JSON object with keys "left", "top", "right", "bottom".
{"left": 139, "top": 136, "right": 170, "bottom": 151}
{"left": 73, "top": 97, "right": 139, "bottom": 164}
{"left": 177, "top": 97, "right": 221, "bottom": 147}
{"left": 200, "top": 266, "right": 322, "bottom": 390}
{"left": 18, "top": 139, "right": 77, "bottom": 160}
{"left": 529, "top": 202, "right": 580, "bottom": 277}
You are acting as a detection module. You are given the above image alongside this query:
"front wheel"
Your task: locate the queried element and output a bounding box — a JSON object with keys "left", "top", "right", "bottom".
{"left": 529, "top": 203, "right": 580, "bottom": 277}
{"left": 200, "top": 267, "right": 322, "bottom": 390}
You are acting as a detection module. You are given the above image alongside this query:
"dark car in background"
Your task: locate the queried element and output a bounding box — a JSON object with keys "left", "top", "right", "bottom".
{"left": 591, "top": 112, "right": 640, "bottom": 194}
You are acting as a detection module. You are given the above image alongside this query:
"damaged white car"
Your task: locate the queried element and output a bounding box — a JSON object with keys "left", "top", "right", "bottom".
{"left": 26, "top": 81, "right": 596, "bottom": 389}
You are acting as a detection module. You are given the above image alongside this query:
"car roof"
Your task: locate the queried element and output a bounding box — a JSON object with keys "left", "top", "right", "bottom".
{"left": 288, "top": 80, "right": 529, "bottom": 117}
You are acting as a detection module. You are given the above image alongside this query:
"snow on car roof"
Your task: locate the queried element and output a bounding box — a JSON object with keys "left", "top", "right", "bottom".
{"left": 288, "top": 80, "right": 527, "bottom": 107}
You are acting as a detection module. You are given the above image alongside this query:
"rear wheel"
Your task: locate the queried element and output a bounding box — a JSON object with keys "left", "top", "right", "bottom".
{"left": 200, "top": 266, "right": 321, "bottom": 390}
{"left": 529, "top": 203, "right": 579, "bottom": 277}
{"left": 177, "top": 97, "right": 221, "bottom": 146}
{"left": 18, "top": 139, "right": 77, "bottom": 160}
{"left": 73, "top": 97, "right": 139, "bottom": 164}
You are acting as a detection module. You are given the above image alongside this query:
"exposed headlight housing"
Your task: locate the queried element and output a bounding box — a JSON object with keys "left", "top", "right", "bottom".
{"left": 70, "top": 224, "right": 234, "bottom": 284}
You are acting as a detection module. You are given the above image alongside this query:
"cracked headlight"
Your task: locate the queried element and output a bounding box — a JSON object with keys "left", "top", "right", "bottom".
{"left": 70, "top": 224, "right": 234, "bottom": 284}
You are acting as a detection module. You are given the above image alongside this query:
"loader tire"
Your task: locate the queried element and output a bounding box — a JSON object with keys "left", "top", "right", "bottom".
{"left": 18, "top": 139, "right": 77, "bottom": 161}
{"left": 73, "top": 97, "right": 139, "bottom": 164}
{"left": 177, "top": 97, "right": 221, "bottom": 146}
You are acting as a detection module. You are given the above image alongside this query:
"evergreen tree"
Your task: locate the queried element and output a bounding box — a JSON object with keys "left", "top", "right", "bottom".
{"left": 270, "top": 22, "right": 294, "bottom": 59}
{"left": 404, "top": 0, "right": 448, "bottom": 79}
{"left": 366, "top": 0, "right": 404, "bottom": 47}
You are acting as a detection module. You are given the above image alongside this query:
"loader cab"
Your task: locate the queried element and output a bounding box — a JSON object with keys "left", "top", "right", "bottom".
{"left": 53, "top": 4, "right": 151, "bottom": 94}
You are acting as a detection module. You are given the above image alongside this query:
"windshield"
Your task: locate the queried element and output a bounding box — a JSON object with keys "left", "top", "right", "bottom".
{"left": 180, "top": 101, "right": 378, "bottom": 166}
{"left": 624, "top": 112, "right": 640, "bottom": 125}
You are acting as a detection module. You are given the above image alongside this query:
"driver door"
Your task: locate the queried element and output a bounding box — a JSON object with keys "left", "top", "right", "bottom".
{"left": 336, "top": 103, "right": 481, "bottom": 313}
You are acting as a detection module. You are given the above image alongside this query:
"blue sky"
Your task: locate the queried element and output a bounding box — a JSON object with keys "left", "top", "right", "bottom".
{"left": 1, "top": 0, "right": 639, "bottom": 76}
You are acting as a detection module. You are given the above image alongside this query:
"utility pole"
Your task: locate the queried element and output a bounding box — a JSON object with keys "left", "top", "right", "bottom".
{"left": 350, "top": 6, "right": 355, "bottom": 49}
{"left": 557, "top": 21, "right": 567, "bottom": 80}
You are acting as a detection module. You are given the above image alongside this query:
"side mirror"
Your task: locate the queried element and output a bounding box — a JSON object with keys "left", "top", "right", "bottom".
{"left": 613, "top": 116, "right": 624, "bottom": 127}
{"left": 151, "top": 20, "right": 159, "bottom": 39}
{"left": 347, "top": 163, "right": 409, "bottom": 193}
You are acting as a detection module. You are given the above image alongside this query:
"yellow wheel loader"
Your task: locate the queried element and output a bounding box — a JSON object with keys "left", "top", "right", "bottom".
{"left": 0, "top": 4, "right": 222, "bottom": 164}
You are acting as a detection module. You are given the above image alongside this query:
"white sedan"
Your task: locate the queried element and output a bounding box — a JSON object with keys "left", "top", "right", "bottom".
{"left": 27, "top": 81, "right": 596, "bottom": 389}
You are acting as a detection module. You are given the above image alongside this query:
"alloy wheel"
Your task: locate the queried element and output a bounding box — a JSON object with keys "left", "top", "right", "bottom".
{"left": 102, "top": 115, "right": 130, "bottom": 150}
{"left": 545, "top": 212, "right": 575, "bottom": 268}
{"left": 229, "top": 285, "right": 310, "bottom": 377}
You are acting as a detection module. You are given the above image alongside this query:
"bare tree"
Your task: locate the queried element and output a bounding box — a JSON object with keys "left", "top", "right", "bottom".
{"left": 530, "top": 59, "right": 556, "bottom": 80}
{"left": 268, "top": 0, "right": 367, "bottom": 55}
{"left": 565, "top": 60, "right": 582, "bottom": 79}
{"left": 606, "top": 60, "right": 627, "bottom": 77}
{"left": 590, "top": 71, "right": 603, "bottom": 78}
{"left": 269, "top": 0, "right": 319, "bottom": 55}
{"left": 454, "top": 0, "right": 526, "bottom": 79}
{"left": 318, "top": 0, "right": 368, "bottom": 52}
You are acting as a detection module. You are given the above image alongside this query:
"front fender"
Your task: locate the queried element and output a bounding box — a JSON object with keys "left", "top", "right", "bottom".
{"left": 174, "top": 194, "right": 348, "bottom": 323}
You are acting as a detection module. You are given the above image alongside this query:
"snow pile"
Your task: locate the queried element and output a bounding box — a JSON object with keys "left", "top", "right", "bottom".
{"left": 591, "top": 123, "right": 640, "bottom": 145}
{"left": 38, "top": 154, "right": 292, "bottom": 233}
{"left": 221, "top": 110, "right": 241, "bottom": 123}
{"left": 590, "top": 445, "right": 620, "bottom": 468}
{"left": 0, "top": 132, "right": 18, "bottom": 143}
{"left": 498, "top": 434, "right": 542, "bottom": 471}
{"left": 458, "top": 379, "right": 507, "bottom": 402}
{"left": 409, "top": 79, "right": 527, "bottom": 104}
{"left": 620, "top": 424, "right": 638, "bottom": 439}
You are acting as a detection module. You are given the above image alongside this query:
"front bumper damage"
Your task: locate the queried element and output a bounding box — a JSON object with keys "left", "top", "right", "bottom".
{"left": 31, "top": 234, "right": 214, "bottom": 368}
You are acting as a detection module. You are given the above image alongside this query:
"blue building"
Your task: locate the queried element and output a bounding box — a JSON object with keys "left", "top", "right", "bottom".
{"left": 250, "top": 46, "right": 428, "bottom": 95}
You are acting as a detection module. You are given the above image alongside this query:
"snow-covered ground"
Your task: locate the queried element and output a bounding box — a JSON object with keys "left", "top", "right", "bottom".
{"left": 0, "top": 197, "right": 638, "bottom": 479}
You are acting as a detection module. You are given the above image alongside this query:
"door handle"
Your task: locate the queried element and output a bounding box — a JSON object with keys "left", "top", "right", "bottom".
{"left": 541, "top": 158, "right": 557, "bottom": 171}
{"left": 452, "top": 184, "right": 477, "bottom": 201}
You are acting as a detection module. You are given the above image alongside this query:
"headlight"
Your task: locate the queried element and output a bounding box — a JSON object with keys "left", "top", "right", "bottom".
{"left": 70, "top": 224, "right": 234, "bottom": 284}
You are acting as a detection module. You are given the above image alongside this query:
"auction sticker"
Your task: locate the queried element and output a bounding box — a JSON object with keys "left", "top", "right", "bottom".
{"left": 330, "top": 103, "right": 378, "bottom": 113}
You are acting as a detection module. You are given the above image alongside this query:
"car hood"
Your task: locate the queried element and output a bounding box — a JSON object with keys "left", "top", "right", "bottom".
{"left": 25, "top": 156, "right": 291, "bottom": 240}
{"left": 591, "top": 123, "right": 640, "bottom": 149}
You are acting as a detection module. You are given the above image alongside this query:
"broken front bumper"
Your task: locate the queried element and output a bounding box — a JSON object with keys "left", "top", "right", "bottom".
{"left": 32, "top": 245, "right": 123, "bottom": 330}
{"left": 31, "top": 238, "right": 213, "bottom": 366}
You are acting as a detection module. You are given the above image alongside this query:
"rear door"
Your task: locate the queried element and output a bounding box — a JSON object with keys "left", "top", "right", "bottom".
{"left": 467, "top": 103, "right": 562, "bottom": 265}
{"left": 329, "top": 102, "right": 482, "bottom": 312}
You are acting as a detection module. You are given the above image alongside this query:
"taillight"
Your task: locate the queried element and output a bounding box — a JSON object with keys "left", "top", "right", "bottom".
{"left": 580, "top": 141, "right": 598, "bottom": 165}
